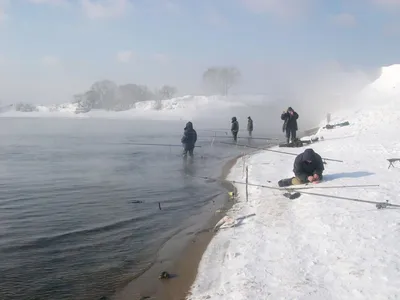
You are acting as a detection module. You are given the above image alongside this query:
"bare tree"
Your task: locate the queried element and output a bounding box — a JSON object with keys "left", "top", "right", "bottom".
{"left": 202, "top": 66, "right": 241, "bottom": 95}
{"left": 72, "top": 81, "right": 174, "bottom": 112}
{"left": 15, "top": 103, "right": 38, "bottom": 112}
{"left": 90, "top": 80, "right": 118, "bottom": 110}
{"left": 158, "top": 85, "right": 177, "bottom": 99}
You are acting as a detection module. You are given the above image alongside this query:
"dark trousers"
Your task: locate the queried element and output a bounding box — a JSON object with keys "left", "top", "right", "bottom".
{"left": 285, "top": 128, "right": 296, "bottom": 143}
{"left": 232, "top": 131, "right": 238, "bottom": 142}
{"left": 183, "top": 148, "right": 194, "bottom": 157}
{"left": 278, "top": 174, "right": 324, "bottom": 187}
{"left": 248, "top": 130, "right": 252, "bottom": 137}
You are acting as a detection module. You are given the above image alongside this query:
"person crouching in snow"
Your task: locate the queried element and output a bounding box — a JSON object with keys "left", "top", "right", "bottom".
{"left": 278, "top": 148, "right": 324, "bottom": 187}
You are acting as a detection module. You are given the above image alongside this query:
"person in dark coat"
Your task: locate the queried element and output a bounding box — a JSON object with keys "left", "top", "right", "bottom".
{"left": 247, "top": 116, "right": 253, "bottom": 137}
{"left": 281, "top": 107, "right": 299, "bottom": 144}
{"left": 278, "top": 148, "right": 324, "bottom": 187}
{"left": 231, "top": 117, "right": 239, "bottom": 142}
{"left": 181, "top": 121, "right": 197, "bottom": 157}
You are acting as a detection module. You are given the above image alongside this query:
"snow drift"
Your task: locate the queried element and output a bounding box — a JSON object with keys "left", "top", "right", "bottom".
{"left": 187, "top": 64, "right": 400, "bottom": 300}
{"left": 369, "top": 64, "right": 400, "bottom": 94}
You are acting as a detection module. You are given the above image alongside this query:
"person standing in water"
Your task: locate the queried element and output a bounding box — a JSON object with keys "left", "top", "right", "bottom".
{"left": 231, "top": 117, "right": 239, "bottom": 142}
{"left": 281, "top": 107, "right": 299, "bottom": 144}
{"left": 247, "top": 116, "right": 253, "bottom": 137}
{"left": 181, "top": 121, "right": 197, "bottom": 158}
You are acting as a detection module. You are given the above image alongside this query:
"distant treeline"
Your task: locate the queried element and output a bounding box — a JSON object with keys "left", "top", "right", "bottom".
{"left": 14, "top": 66, "right": 241, "bottom": 112}
{"left": 73, "top": 81, "right": 178, "bottom": 112}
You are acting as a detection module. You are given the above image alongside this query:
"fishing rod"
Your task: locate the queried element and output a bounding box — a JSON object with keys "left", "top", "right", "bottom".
{"left": 295, "top": 190, "right": 400, "bottom": 209}
{"left": 192, "top": 175, "right": 380, "bottom": 191}
{"left": 127, "top": 142, "right": 202, "bottom": 147}
{"left": 199, "top": 129, "right": 229, "bottom": 134}
{"left": 218, "top": 141, "right": 343, "bottom": 163}
{"left": 192, "top": 175, "right": 397, "bottom": 209}
{"left": 204, "top": 136, "right": 278, "bottom": 141}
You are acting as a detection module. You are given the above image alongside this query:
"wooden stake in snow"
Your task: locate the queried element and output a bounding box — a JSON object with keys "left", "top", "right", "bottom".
{"left": 245, "top": 166, "right": 249, "bottom": 202}
{"left": 327, "top": 113, "right": 331, "bottom": 125}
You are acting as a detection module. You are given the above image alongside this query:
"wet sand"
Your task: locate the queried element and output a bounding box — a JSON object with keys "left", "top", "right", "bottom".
{"left": 113, "top": 154, "right": 243, "bottom": 300}
{"left": 155, "top": 155, "right": 241, "bottom": 300}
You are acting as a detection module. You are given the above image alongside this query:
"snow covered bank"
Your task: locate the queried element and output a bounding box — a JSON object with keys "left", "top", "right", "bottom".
{"left": 0, "top": 95, "right": 268, "bottom": 121}
{"left": 188, "top": 67, "right": 400, "bottom": 299}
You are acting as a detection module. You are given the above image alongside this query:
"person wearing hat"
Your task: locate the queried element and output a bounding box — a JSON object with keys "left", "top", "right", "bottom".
{"left": 281, "top": 107, "right": 299, "bottom": 144}
{"left": 231, "top": 117, "right": 239, "bottom": 142}
{"left": 247, "top": 116, "right": 253, "bottom": 137}
{"left": 278, "top": 148, "right": 324, "bottom": 187}
{"left": 181, "top": 121, "right": 197, "bottom": 158}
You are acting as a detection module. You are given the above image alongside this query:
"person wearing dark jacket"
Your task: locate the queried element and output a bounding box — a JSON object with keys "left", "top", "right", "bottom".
{"left": 181, "top": 121, "right": 197, "bottom": 157}
{"left": 278, "top": 148, "right": 324, "bottom": 187}
{"left": 231, "top": 117, "right": 239, "bottom": 142}
{"left": 247, "top": 116, "right": 253, "bottom": 137}
{"left": 281, "top": 107, "right": 299, "bottom": 144}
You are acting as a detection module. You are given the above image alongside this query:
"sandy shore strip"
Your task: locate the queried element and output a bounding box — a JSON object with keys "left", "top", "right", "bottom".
{"left": 154, "top": 154, "right": 244, "bottom": 300}
{"left": 112, "top": 153, "right": 245, "bottom": 300}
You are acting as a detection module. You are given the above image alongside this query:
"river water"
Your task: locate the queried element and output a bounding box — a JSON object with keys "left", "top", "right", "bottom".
{"left": 0, "top": 117, "right": 278, "bottom": 300}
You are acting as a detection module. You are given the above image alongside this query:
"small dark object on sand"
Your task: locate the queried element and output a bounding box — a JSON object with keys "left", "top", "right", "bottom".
{"left": 159, "top": 271, "right": 171, "bottom": 279}
{"left": 131, "top": 200, "right": 143, "bottom": 204}
{"left": 139, "top": 297, "right": 151, "bottom": 300}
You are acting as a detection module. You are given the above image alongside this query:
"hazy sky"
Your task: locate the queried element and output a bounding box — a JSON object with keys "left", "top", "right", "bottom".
{"left": 0, "top": 0, "right": 399, "bottom": 103}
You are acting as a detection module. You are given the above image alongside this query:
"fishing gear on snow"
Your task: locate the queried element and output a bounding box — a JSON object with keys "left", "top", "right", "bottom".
{"left": 292, "top": 190, "right": 400, "bottom": 210}
{"left": 191, "top": 175, "right": 379, "bottom": 191}
{"left": 191, "top": 174, "right": 396, "bottom": 209}
{"left": 387, "top": 158, "right": 400, "bottom": 169}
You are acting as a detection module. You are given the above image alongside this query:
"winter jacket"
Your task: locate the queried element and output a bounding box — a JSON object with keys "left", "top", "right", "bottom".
{"left": 293, "top": 149, "right": 324, "bottom": 182}
{"left": 231, "top": 117, "right": 239, "bottom": 133}
{"left": 181, "top": 122, "right": 197, "bottom": 150}
{"left": 281, "top": 108, "right": 299, "bottom": 131}
{"left": 247, "top": 118, "right": 253, "bottom": 131}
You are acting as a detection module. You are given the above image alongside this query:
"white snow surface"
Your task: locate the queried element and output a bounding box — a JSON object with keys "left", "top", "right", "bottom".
{"left": 188, "top": 67, "right": 400, "bottom": 300}
{"left": 369, "top": 64, "right": 400, "bottom": 94}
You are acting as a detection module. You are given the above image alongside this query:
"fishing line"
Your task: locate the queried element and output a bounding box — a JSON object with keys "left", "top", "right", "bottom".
{"left": 202, "top": 136, "right": 278, "bottom": 141}
{"left": 127, "top": 142, "right": 202, "bottom": 147}
{"left": 191, "top": 174, "right": 397, "bottom": 209}
{"left": 190, "top": 175, "right": 379, "bottom": 191}
{"left": 218, "top": 141, "right": 343, "bottom": 162}
{"left": 294, "top": 190, "right": 400, "bottom": 209}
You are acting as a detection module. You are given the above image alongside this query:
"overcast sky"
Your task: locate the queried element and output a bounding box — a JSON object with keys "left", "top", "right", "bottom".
{"left": 0, "top": 0, "right": 399, "bottom": 103}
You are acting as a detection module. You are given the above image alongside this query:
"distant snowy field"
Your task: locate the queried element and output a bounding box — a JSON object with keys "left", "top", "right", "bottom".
{"left": 0, "top": 95, "right": 272, "bottom": 121}
{"left": 187, "top": 65, "right": 400, "bottom": 300}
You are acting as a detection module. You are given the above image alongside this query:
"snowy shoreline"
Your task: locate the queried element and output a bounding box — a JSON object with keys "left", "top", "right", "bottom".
{"left": 187, "top": 67, "right": 400, "bottom": 299}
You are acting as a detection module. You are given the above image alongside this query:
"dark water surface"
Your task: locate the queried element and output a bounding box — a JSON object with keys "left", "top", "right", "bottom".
{"left": 0, "top": 118, "right": 277, "bottom": 300}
